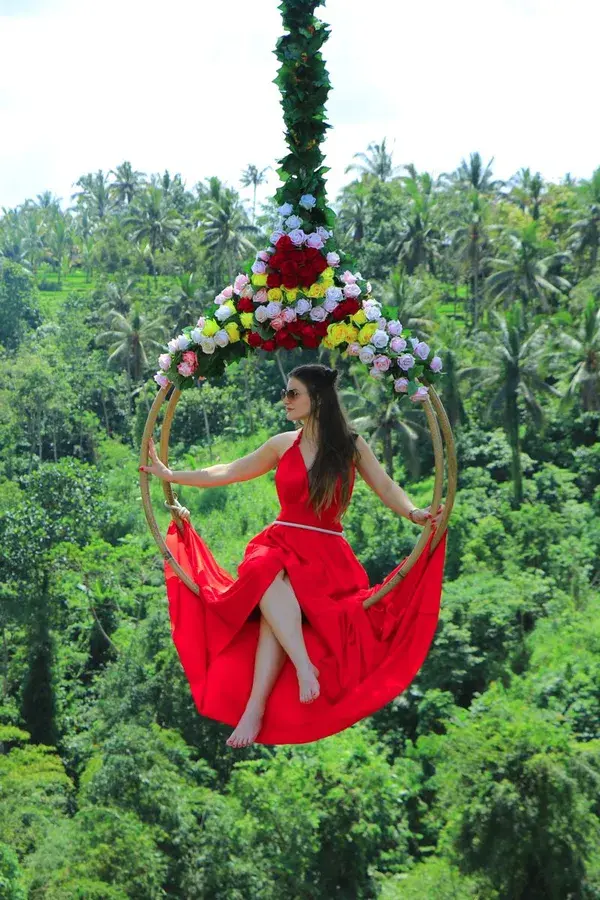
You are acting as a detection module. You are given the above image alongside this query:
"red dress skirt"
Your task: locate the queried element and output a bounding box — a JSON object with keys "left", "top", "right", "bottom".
{"left": 164, "top": 428, "right": 447, "bottom": 745}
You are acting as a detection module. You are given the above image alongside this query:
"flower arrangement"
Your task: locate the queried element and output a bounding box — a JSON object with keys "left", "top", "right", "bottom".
{"left": 153, "top": 0, "right": 444, "bottom": 403}
{"left": 154, "top": 201, "right": 444, "bottom": 402}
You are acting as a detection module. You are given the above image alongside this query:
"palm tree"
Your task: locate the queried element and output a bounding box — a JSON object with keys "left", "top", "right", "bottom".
{"left": 46, "top": 213, "right": 73, "bottom": 285}
{"left": 439, "top": 151, "right": 505, "bottom": 196}
{"left": 71, "top": 171, "right": 112, "bottom": 221}
{"left": 199, "top": 181, "right": 258, "bottom": 288}
{"left": 449, "top": 191, "right": 492, "bottom": 330}
{"left": 20, "top": 210, "right": 46, "bottom": 273}
{"left": 505, "top": 168, "right": 545, "bottom": 220}
{"left": 95, "top": 304, "right": 167, "bottom": 413}
{"left": 387, "top": 170, "right": 442, "bottom": 275}
{"left": 559, "top": 295, "right": 600, "bottom": 412}
{"left": 340, "top": 371, "right": 426, "bottom": 478}
{"left": 109, "top": 161, "right": 146, "bottom": 207}
{"left": 485, "top": 222, "right": 571, "bottom": 323}
{"left": 460, "top": 303, "right": 560, "bottom": 507}
{"left": 568, "top": 167, "right": 600, "bottom": 277}
{"left": 381, "top": 265, "right": 435, "bottom": 335}
{"left": 124, "top": 187, "right": 182, "bottom": 272}
{"left": 335, "top": 179, "right": 371, "bottom": 243}
{"left": 240, "top": 164, "right": 271, "bottom": 224}
{"left": 345, "top": 138, "right": 398, "bottom": 182}
{"left": 161, "top": 272, "right": 206, "bottom": 333}
{"left": 97, "top": 278, "right": 139, "bottom": 319}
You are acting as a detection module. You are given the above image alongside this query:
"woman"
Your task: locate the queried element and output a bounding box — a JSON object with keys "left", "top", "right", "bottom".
{"left": 140, "top": 363, "right": 445, "bottom": 748}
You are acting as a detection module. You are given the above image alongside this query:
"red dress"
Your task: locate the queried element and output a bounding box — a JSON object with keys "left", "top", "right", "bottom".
{"left": 164, "top": 428, "right": 447, "bottom": 745}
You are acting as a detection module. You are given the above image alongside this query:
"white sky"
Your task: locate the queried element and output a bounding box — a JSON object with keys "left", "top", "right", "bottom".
{"left": 0, "top": 0, "right": 597, "bottom": 212}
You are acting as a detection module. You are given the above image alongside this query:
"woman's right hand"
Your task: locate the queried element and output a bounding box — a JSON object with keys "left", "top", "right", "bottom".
{"left": 139, "top": 438, "right": 173, "bottom": 481}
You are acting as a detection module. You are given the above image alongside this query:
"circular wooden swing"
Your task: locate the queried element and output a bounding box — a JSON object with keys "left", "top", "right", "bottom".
{"left": 139, "top": 378, "right": 456, "bottom": 608}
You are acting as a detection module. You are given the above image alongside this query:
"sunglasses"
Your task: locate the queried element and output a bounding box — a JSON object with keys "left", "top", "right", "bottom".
{"left": 280, "top": 388, "right": 308, "bottom": 401}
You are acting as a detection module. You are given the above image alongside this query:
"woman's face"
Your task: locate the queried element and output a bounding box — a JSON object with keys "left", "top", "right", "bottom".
{"left": 283, "top": 376, "right": 312, "bottom": 423}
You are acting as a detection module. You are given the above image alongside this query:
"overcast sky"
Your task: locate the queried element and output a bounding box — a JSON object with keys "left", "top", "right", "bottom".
{"left": 0, "top": 0, "right": 597, "bottom": 212}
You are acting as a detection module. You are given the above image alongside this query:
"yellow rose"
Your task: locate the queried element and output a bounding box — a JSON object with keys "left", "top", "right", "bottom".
{"left": 284, "top": 287, "right": 299, "bottom": 303}
{"left": 326, "top": 323, "right": 347, "bottom": 347}
{"left": 358, "top": 323, "right": 378, "bottom": 345}
{"left": 239, "top": 312, "right": 254, "bottom": 329}
{"left": 308, "top": 283, "right": 326, "bottom": 298}
{"left": 351, "top": 309, "right": 367, "bottom": 326}
{"left": 321, "top": 335, "right": 336, "bottom": 349}
{"left": 225, "top": 322, "right": 241, "bottom": 342}
{"left": 251, "top": 273, "right": 268, "bottom": 287}
{"left": 202, "top": 319, "right": 219, "bottom": 337}
{"left": 321, "top": 279, "right": 334, "bottom": 291}
{"left": 344, "top": 324, "right": 359, "bottom": 342}
{"left": 267, "top": 288, "right": 283, "bottom": 302}
{"left": 321, "top": 267, "right": 335, "bottom": 281}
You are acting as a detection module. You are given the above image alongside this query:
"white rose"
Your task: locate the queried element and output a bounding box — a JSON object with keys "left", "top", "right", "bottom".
{"left": 295, "top": 298, "right": 312, "bottom": 316}
{"left": 255, "top": 305, "right": 269, "bottom": 323}
{"left": 323, "top": 297, "right": 339, "bottom": 313}
{"left": 309, "top": 305, "right": 327, "bottom": 322}
{"left": 200, "top": 337, "right": 216, "bottom": 354}
{"left": 265, "top": 301, "right": 282, "bottom": 318}
{"left": 299, "top": 193, "right": 316, "bottom": 209}
{"left": 176, "top": 334, "right": 191, "bottom": 350}
{"left": 285, "top": 215, "right": 303, "bottom": 229}
{"left": 371, "top": 329, "right": 389, "bottom": 349}
{"left": 364, "top": 304, "right": 381, "bottom": 321}
{"left": 305, "top": 232, "right": 324, "bottom": 249}
{"left": 325, "top": 286, "right": 343, "bottom": 302}
{"left": 277, "top": 202, "right": 293, "bottom": 217}
{"left": 270, "top": 230, "right": 285, "bottom": 245}
{"left": 326, "top": 251, "right": 340, "bottom": 267}
{"left": 387, "top": 320, "right": 403, "bottom": 336}
{"left": 343, "top": 283, "right": 361, "bottom": 299}
{"left": 316, "top": 226, "right": 331, "bottom": 241}
{"left": 215, "top": 304, "right": 234, "bottom": 322}
{"left": 359, "top": 345, "right": 376, "bottom": 365}
{"left": 214, "top": 329, "right": 230, "bottom": 348}
{"left": 167, "top": 338, "right": 179, "bottom": 354}
{"left": 415, "top": 341, "right": 430, "bottom": 360}
{"left": 190, "top": 327, "right": 204, "bottom": 343}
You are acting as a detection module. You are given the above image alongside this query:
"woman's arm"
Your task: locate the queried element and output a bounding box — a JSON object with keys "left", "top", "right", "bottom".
{"left": 354, "top": 435, "right": 444, "bottom": 526}
{"left": 140, "top": 435, "right": 284, "bottom": 487}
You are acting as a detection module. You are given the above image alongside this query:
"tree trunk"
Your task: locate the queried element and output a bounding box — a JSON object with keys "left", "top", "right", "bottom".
{"left": 506, "top": 389, "right": 523, "bottom": 508}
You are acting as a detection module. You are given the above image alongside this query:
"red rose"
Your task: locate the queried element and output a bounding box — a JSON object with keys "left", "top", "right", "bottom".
{"left": 262, "top": 338, "right": 276, "bottom": 351}
{"left": 237, "top": 297, "right": 254, "bottom": 313}
{"left": 247, "top": 332, "right": 262, "bottom": 348}
{"left": 267, "top": 272, "right": 282, "bottom": 288}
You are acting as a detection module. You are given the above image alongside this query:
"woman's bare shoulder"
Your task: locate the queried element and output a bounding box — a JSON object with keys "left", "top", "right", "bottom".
{"left": 271, "top": 430, "right": 300, "bottom": 462}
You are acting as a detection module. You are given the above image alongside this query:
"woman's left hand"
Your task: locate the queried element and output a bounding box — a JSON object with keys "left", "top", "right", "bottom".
{"left": 411, "top": 504, "right": 445, "bottom": 528}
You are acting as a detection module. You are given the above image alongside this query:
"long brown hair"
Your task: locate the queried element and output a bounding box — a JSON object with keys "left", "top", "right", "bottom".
{"left": 288, "top": 363, "right": 361, "bottom": 521}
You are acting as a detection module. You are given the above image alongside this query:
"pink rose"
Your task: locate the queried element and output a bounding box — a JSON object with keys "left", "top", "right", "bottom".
{"left": 253, "top": 288, "right": 268, "bottom": 304}
{"left": 373, "top": 354, "right": 392, "bottom": 372}
{"left": 343, "top": 283, "right": 361, "bottom": 299}
{"left": 288, "top": 228, "right": 307, "bottom": 246}
{"left": 387, "top": 320, "right": 403, "bottom": 336}
{"left": 410, "top": 385, "right": 429, "bottom": 403}
{"left": 251, "top": 260, "right": 267, "bottom": 274}
{"left": 390, "top": 336, "right": 407, "bottom": 353}
{"left": 282, "top": 307, "right": 297, "bottom": 323}
{"left": 309, "top": 306, "right": 327, "bottom": 322}
{"left": 177, "top": 361, "right": 195, "bottom": 377}
{"left": 326, "top": 252, "right": 340, "bottom": 267}
{"left": 182, "top": 350, "right": 198, "bottom": 371}
{"left": 270, "top": 315, "right": 286, "bottom": 331}
{"left": 154, "top": 372, "right": 170, "bottom": 388}
{"left": 398, "top": 353, "right": 415, "bottom": 371}
{"left": 346, "top": 342, "right": 361, "bottom": 356}
{"left": 394, "top": 377, "right": 409, "bottom": 393}
{"left": 270, "top": 230, "right": 285, "bottom": 245}
{"left": 257, "top": 250, "right": 270, "bottom": 262}
{"left": 305, "top": 232, "right": 324, "bottom": 249}
{"left": 221, "top": 285, "right": 233, "bottom": 299}
{"left": 158, "top": 353, "right": 171, "bottom": 371}
{"left": 415, "top": 341, "right": 430, "bottom": 360}
{"left": 430, "top": 355, "right": 443, "bottom": 372}
{"left": 341, "top": 270, "right": 357, "bottom": 284}
{"left": 233, "top": 273, "right": 249, "bottom": 294}
{"left": 369, "top": 366, "right": 385, "bottom": 379}
{"left": 196, "top": 316, "right": 206, "bottom": 328}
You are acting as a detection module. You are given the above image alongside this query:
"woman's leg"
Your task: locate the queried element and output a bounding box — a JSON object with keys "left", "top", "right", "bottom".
{"left": 258, "top": 571, "right": 320, "bottom": 704}
{"left": 226, "top": 614, "right": 286, "bottom": 749}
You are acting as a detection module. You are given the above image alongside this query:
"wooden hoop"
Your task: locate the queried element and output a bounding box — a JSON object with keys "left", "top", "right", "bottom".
{"left": 139, "top": 383, "right": 456, "bottom": 606}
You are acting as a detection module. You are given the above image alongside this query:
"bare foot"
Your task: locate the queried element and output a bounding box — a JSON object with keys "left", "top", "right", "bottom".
{"left": 226, "top": 702, "right": 264, "bottom": 749}
{"left": 297, "top": 662, "right": 320, "bottom": 704}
